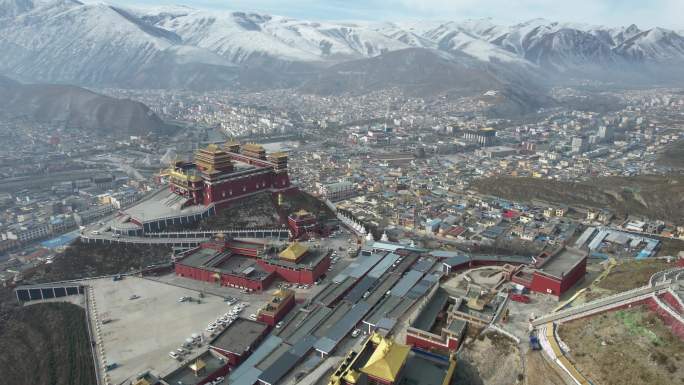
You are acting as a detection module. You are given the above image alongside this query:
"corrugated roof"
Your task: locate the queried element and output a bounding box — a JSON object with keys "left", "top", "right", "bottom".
{"left": 228, "top": 335, "right": 282, "bottom": 385}
{"left": 258, "top": 336, "right": 316, "bottom": 385}
{"left": 391, "top": 270, "right": 424, "bottom": 297}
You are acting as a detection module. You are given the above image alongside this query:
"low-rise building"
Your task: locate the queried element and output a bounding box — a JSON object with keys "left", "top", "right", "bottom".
{"left": 257, "top": 289, "right": 295, "bottom": 326}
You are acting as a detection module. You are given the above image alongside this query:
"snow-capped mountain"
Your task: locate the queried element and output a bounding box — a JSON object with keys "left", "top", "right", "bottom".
{"left": 0, "top": 0, "right": 240, "bottom": 88}
{"left": 1, "top": 0, "right": 684, "bottom": 91}
{"left": 137, "top": 9, "right": 412, "bottom": 65}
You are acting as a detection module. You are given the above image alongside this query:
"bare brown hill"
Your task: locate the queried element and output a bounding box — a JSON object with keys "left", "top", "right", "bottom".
{"left": 471, "top": 175, "right": 684, "bottom": 224}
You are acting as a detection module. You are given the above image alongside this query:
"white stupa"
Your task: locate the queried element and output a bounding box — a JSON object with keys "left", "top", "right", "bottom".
{"left": 380, "top": 231, "right": 389, "bottom": 242}
{"left": 366, "top": 232, "right": 374, "bottom": 242}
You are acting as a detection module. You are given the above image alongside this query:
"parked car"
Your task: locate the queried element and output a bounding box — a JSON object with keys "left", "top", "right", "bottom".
{"left": 351, "top": 329, "right": 361, "bottom": 338}
{"left": 510, "top": 294, "right": 531, "bottom": 303}
{"left": 276, "top": 321, "right": 284, "bottom": 329}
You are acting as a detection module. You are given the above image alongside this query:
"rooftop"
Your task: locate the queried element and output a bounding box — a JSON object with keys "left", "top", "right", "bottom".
{"left": 163, "top": 351, "right": 227, "bottom": 385}
{"left": 398, "top": 352, "right": 456, "bottom": 385}
{"left": 124, "top": 189, "right": 211, "bottom": 223}
{"left": 411, "top": 288, "right": 449, "bottom": 332}
{"left": 278, "top": 242, "right": 309, "bottom": 262}
{"left": 537, "top": 247, "right": 587, "bottom": 278}
{"left": 178, "top": 249, "right": 271, "bottom": 280}
{"left": 360, "top": 334, "right": 410, "bottom": 382}
{"left": 209, "top": 318, "right": 269, "bottom": 356}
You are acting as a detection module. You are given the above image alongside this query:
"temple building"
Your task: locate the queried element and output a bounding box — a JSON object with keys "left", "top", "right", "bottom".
{"left": 328, "top": 333, "right": 457, "bottom": 385}
{"left": 288, "top": 209, "right": 318, "bottom": 239}
{"left": 174, "top": 241, "right": 331, "bottom": 291}
{"left": 167, "top": 142, "right": 292, "bottom": 208}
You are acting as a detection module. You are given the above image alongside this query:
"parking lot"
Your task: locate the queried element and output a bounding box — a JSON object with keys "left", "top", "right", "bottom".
{"left": 87, "top": 276, "right": 247, "bottom": 385}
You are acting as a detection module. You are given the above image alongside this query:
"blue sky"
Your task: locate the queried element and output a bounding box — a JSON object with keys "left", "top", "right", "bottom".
{"left": 109, "top": 0, "right": 682, "bottom": 29}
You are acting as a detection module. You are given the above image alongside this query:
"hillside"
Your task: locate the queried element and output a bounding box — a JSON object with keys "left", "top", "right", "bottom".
{"left": 300, "top": 48, "right": 504, "bottom": 96}
{"left": 0, "top": 75, "right": 177, "bottom": 137}
{"left": 471, "top": 175, "right": 684, "bottom": 224}
{"left": 0, "top": 298, "right": 96, "bottom": 385}
{"left": 25, "top": 241, "right": 172, "bottom": 284}
{"left": 657, "top": 139, "right": 684, "bottom": 169}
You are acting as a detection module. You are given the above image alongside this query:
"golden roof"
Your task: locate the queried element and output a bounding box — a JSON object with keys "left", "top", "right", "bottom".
{"left": 270, "top": 151, "right": 288, "bottom": 159}
{"left": 278, "top": 242, "right": 308, "bottom": 261}
{"left": 343, "top": 370, "right": 361, "bottom": 384}
{"left": 294, "top": 209, "right": 311, "bottom": 217}
{"left": 133, "top": 379, "right": 151, "bottom": 385}
{"left": 169, "top": 168, "right": 202, "bottom": 183}
{"left": 243, "top": 143, "right": 264, "bottom": 151}
{"left": 360, "top": 335, "right": 410, "bottom": 382}
{"left": 189, "top": 359, "right": 206, "bottom": 373}
{"left": 205, "top": 143, "right": 221, "bottom": 153}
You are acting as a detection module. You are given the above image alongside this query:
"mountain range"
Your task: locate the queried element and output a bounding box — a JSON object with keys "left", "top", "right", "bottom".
{"left": 2, "top": 0, "right": 684, "bottom": 98}
{"left": 0, "top": 75, "right": 176, "bottom": 137}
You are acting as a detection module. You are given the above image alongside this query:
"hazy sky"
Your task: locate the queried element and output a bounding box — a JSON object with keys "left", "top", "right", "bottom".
{"left": 109, "top": 0, "right": 683, "bottom": 29}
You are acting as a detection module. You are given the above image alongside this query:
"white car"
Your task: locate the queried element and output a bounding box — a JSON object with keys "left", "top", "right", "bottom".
{"left": 275, "top": 321, "right": 284, "bottom": 329}
{"left": 169, "top": 351, "right": 179, "bottom": 359}
{"left": 351, "top": 329, "right": 361, "bottom": 338}
{"left": 249, "top": 313, "right": 257, "bottom": 320}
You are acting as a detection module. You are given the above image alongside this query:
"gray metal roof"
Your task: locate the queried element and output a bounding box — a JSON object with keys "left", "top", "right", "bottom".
{"left": 391, "top": 270, "right": 424, "bottom": 297}
{"left": 313, "top": 302, "right": 372, "bottom": 355}
{"left": 367, "top": 252, "right": 400, "bottom": 279}
{"left": 412, "top": 288, "right": 449, "bottom": 332}
{"left": 347, "top": 253, "right": 385, "bottom": 278}
{"left": 412, "top": 259, "right": 435, "bottom": 273}
{"left": 228, "top": 335, "right": 282, "bottom": 385}
{"left": 376, "top": 317, "right": 396, "bottom": 331}
{"left": 257, "top": 336, "right": 316, "bottom": 385}
{"left": 344, "top": 276, "right": 376, "bottom": 304}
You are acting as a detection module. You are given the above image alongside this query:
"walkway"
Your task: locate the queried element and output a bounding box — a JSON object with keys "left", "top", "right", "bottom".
{"left": 532, "top": 280, "right": 674, "bottom": 327}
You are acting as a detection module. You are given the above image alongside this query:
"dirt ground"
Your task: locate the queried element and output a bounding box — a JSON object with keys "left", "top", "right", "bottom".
{"left": 524, "top": 351, "right": 569, "bottom": 385}
{"left": 583, "top": 259, "right": 674, "bottom": 302}
{"left": 455, "top": 331, "right": 524, "bottom": 385}
{"left": 558, "top": 305, "right": 684, "bottom": 385}
{"left": 597, "top": 259, "right": 671, "bottom": 292}
{"left": 198, "top": 192, "right": 281, "bottom": 229}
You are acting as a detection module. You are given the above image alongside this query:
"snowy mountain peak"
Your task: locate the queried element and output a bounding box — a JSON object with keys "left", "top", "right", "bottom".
{"left": 1, "top": 1, "right": 684, "bottom": 90}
